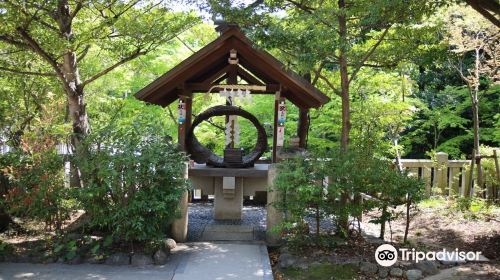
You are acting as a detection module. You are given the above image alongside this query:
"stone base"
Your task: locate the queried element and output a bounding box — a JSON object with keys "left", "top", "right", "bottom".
{"left": 214, "top": 182, "right": 243, "bottom": 220}
{"left": 202, "top": 224, "right": 254, "bottom": 241}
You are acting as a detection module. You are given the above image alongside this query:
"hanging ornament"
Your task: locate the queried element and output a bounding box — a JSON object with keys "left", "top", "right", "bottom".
{"left": 225, "top": 115, "right": 240, "bottom": 147}
{"left": 278, "top": 101, "right": 286, "bottom": 125}
{"left": 178, "top": 100, "right": 186, "bottom": 124}
{"left": 246, "top": 89, "right": 253, "bottom": 103}
{"left": 277, "top": 126, "right": 285, "bottom": 147}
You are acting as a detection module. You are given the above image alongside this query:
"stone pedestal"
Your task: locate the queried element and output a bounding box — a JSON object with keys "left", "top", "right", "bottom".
{"left": 214, "top": 177, "right": 243, "bottom": 220}
{"left": 171, "top": 163, "right": 189, "bottom": 242}
{"left": 266, "top": 164, "right": 283, "bottom": 245}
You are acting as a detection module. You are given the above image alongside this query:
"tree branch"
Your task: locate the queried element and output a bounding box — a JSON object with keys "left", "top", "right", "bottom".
{"left": 0, "top": 34, "right": 31, "bottom": 49}
{"left": 176, "top": 35, "right": 195, "bottom": 54}
{"left": 348, "top": 26, "right": 391, "bottom": 84}
{"left": 285, "top": 0, "right": 315, "bottom": 13}
{"left": 80, "top": 49, "right": 146, "bottom": 87}
{"left": 70, "top": 0, "right": 85, "bottom": 20}
{"left": 312, "top": 61, "right": 325, "bottom": 86}
{"left": 4, "top": 0, "right": 59, "bottom": 32}
{"left": 318, "top": 74, "right": 341, "bottom": 96}
{"left": 77, "top": 44, "right": 91, "bottom": 61}
{"left": 192, "top": 114, "right": 225, "bottom": 131}
{"left": 16, "top": 28, "right": 64, "bottom": 81}
{"left": 0, "top": 66, "right": 56, "bottom": 77}
{"left": 167, "top": 105, "right": 178, "bottom": 125}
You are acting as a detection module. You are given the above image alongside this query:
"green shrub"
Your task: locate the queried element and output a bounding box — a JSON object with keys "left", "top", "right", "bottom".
{"left": 74, "top": 113, "right": 189, "bottom": 242}
{"left": 273, "top": 150, "right": 424, "bottom": 244}
{"left": 322, "top": 151, "right": 424, "bottom": 237}
{"left": 0, "top": 149, "right": 72, "bottom": 231}
{"left": 273, "top": 156, "right": 326, "bottom": 245}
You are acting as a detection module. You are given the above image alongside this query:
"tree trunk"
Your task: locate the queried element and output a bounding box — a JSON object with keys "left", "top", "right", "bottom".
{"left": 57, "top": 0, "right": 90, "bottom": 149}
{"left": 338, "top": 0, "right": 350, "bottom": 152}
{"left": 471, "top": 47, "right": 483, "bottom": 193}
{"left": 472, "top": 98, "right": 483, "bottom": 194}
{"left": 337, "top": 0, "right": 351, "bottom": 235}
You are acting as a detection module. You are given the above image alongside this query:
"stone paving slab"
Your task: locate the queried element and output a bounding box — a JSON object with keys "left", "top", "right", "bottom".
{"left": 173, "top": 242, "right": 272, "bottom": 280}
{"left": 0, "top": 242, "right": 273, "bottom": 280}
{"left": 0, "top": 262, "right": 177, "bottom": 280}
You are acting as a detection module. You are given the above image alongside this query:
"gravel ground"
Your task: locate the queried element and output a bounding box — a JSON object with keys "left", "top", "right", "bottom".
{"left": 187, "top": 202, "right": 267, "bottom": 241}
{"left": 187, "top": 202, "right": 337, "bottom": 241}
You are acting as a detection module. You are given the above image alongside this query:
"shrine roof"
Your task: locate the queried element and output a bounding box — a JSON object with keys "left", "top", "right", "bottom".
{"left": 135, "top": 25, "right": 330, "bottom": 109}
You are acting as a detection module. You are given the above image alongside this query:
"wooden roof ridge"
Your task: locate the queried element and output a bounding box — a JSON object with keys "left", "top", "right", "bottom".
{"left": 134, "top": 26, "right": 330, "bottom": 108}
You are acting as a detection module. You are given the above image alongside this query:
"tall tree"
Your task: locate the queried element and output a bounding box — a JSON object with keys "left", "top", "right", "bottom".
{"left": 208, "top": 0, "right": 440, "bottom": 234}
{"left": 208, "top": 0, "right": 439, "bottom": 151}
{"left": 446, "top": 5, "right": 499, "bottom": 188}
{"left": 0, "top": 0, "right": 198, "bottom": 149}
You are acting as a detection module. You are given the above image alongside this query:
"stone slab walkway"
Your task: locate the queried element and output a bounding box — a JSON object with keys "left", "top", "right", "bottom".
{"left": 0, "top": 242, "right": 273, "bottom": 280}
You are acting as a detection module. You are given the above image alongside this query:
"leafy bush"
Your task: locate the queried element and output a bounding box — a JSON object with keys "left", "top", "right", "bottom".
{"left": 322, "top": 151, "right": 423, "bottom": 237}
{"left": 273, "top": 156, "right": 326, "bottom": 245}
{"left": 0, "top": 149, "right": 73, "bottom": 231}
{"left": 273, "top": 150, "right": 424, "bottom": 245}
{"left": 74, "top": 110, "right": 189, "bottom": 242}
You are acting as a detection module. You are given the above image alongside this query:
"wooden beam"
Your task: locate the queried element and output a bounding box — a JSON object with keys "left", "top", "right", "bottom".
{"left": 184, "top": 83, "right": 280, "bottom": 93}
{"left": 199, "top": 64, "right": 231, "bottom": 85}
{"left": 237, "top": 66, "right": 265, "bottom": 85}
{"left": 213, "top": 73, "right": 228, "bottom": 85}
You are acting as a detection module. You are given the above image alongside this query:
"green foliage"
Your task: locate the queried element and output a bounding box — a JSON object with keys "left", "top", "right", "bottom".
{"left": 322, "top": 150, "right": 424, "bottom": 236}
{"left": 0, "top": 240, "right": 14, "bottom": 257}
{"left": 273, "top": 156, "right": 325, "bottom": 245}
{"left": 281, "top": 262, "right": 358, "bottom": 280}
{"left": 0, "top": 148, "right": 73, "bottom": 232}
{"left": 273, "top": 149, "right": 424, "bottom": 245}
{"left": 52, "top": 234, "right": 114, "bottom": 261}
{"left": 419, "top": 196, "right": 448, "bottom": 209}
{"left": 74, "top": 103, "right": 189, "bottom": 242}
{"left": 478, "top": 146, "right": 500, "bottom": 190}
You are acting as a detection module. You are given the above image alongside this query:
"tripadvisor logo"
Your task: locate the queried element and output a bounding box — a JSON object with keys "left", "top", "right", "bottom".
{"left": 374, "top": 244, "right": 483, "bottom": 267}
{"left": 375, "top": 244, "right": 398, "bottom": 267}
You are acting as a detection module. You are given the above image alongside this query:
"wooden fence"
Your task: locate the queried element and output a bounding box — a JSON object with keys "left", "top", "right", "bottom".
{"left": 400, "top": 152, "right": 499, "bottom": 199}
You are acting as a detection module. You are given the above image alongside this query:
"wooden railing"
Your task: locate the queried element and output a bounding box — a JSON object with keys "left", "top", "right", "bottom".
{"left": 400, "top": 152, "right": 499, "bottom": 199}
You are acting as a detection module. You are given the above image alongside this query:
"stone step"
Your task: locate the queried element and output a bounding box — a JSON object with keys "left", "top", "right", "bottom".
{"left": 201, "top": 224, "right": 254, "bottom": 241}
{"left": 222, "top": 189, "right": 235, "bottom": 199}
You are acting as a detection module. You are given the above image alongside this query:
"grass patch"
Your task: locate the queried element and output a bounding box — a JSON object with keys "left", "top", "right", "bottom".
{"left": 281, "top": 263, "right": 358, "bottom": 280}
{"left": 419, "top": 196, "right": 448, "bottom": 209}
{"left": 419, "top": 196, "right": 500, "bottom": 220}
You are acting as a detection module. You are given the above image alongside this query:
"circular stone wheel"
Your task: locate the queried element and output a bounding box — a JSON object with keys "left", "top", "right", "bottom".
{"left": 186, "top": 105, "right": 268, "bottom": 168}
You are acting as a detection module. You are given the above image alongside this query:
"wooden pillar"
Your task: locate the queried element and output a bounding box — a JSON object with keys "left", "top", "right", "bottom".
{"left": 272, "top": 91, "right": 284, "bottom": 163}
{"left": 297, "top": 107, "right": 309, "bottom": 148}
{"left": 177, "top": 91, "right": 192, "bottom": 151}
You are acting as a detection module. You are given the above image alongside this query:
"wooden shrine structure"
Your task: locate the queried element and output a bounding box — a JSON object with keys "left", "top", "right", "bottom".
{"left": 135, "top": 24, "right": 329, "bottom": 243}
{"left": 135, "top": 24, "right": 329, "bottom": 162}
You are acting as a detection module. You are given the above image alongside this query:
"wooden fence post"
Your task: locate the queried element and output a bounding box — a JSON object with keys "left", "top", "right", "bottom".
{"left": 422, "top": 166, "right": 432, "bottom": 196}
{"left": 492, "top": 149, "right": 500, "bottom": 200}
{"left": 434, "top": 152, "right": 449, "bottom": 195}
{"left": 449, "top": 167, "right": 460, "bottom": 197}
{"left": 465, "top": 150, "right": 475, "bottom": 198}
